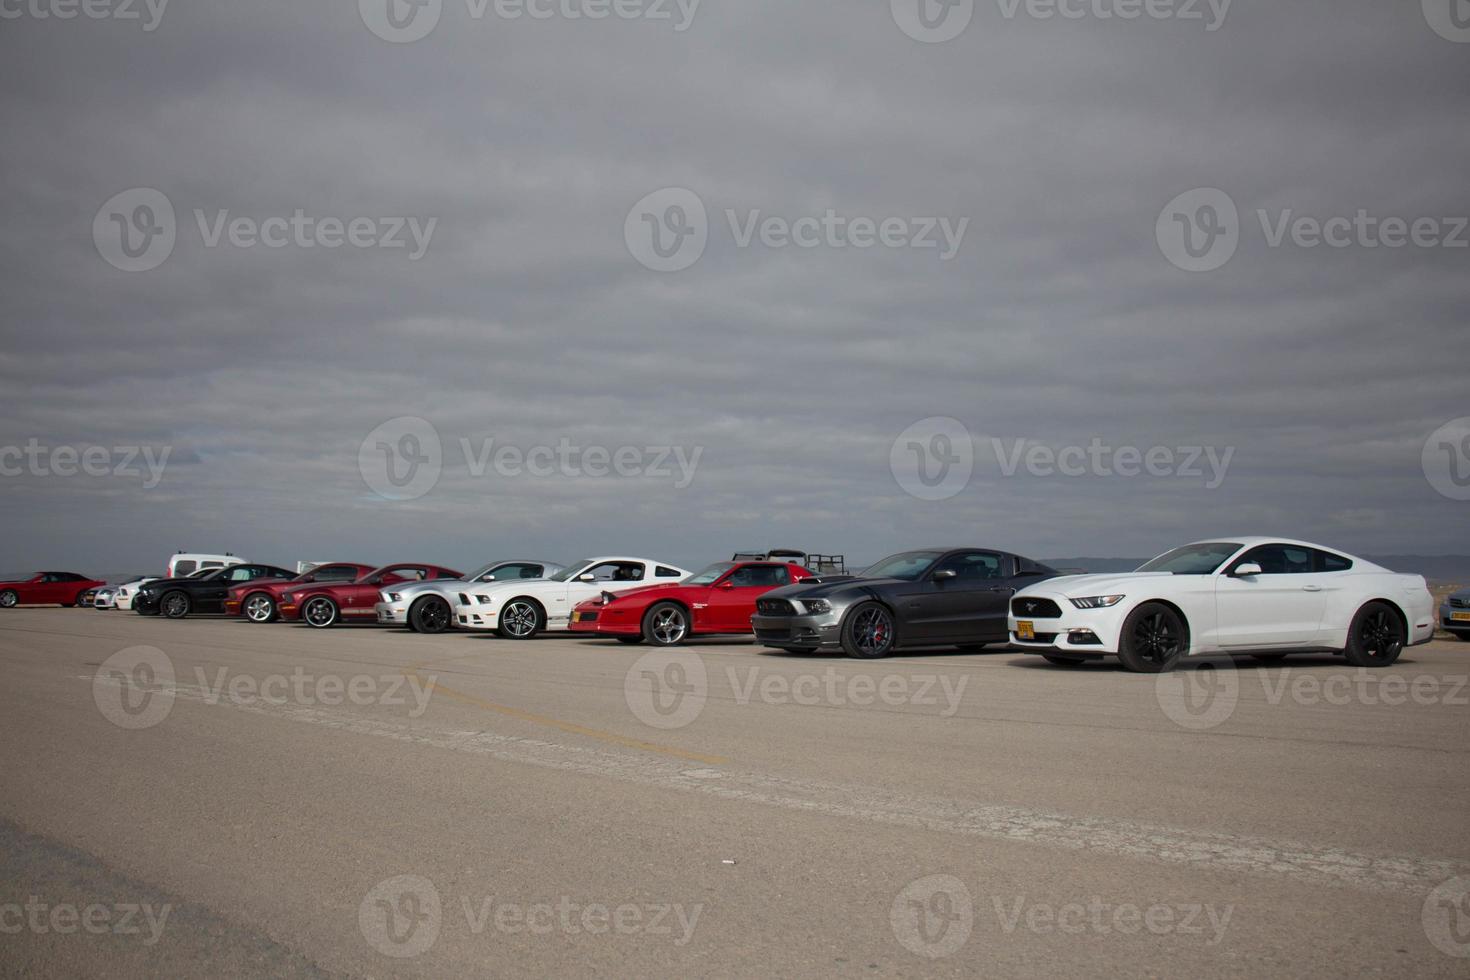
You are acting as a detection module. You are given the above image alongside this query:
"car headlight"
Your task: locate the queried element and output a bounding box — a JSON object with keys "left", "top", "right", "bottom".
{"left": 1069, "top": 595, "right": 1125, "bottom": 609}
{"left": 385, "top": 592, "right": 401, "bottom": 602}
{"left": 281, "top": 593, "right": 295, "bottom": 603}
{"left": 803, "top": 598, "right": 832, "bottom": 614}
{"left": 476, "top": 595, "right": 494, "bottom": 604}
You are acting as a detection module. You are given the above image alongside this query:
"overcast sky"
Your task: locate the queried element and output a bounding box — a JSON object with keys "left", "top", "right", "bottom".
{"left": 1, "top": 0, "right": 1467, "bottom": 575}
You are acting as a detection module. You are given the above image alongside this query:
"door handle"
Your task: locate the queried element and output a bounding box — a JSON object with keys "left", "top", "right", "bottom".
{"left": 1302, "top": 585, "right": 1322, "bottom": 592}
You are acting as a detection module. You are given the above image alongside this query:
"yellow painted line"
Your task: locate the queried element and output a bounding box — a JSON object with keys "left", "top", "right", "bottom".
{"left": 404, "top": 663, "right": 729, "bottom": 767}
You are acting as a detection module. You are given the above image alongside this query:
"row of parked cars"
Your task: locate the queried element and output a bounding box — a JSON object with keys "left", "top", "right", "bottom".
{"left": 1, "top": 539, "right": 1461, "bottom": 672}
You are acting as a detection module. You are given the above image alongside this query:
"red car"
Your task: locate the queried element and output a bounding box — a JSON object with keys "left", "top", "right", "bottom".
{"left": 569, "top": 560, "right": 815, "bottom": 645}
{"left": 0, "top": 572, "right": 107, "bottom": 609}
{"left": 224, "top": 562, "right": 377, "bottom": 623}
{"left": 280, "top": 563, "right": 463, "bottom": 629}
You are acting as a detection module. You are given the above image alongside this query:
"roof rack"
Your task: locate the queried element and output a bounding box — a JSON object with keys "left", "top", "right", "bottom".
{"left": 731, "top": 550, "right": 847, "bottom": 574}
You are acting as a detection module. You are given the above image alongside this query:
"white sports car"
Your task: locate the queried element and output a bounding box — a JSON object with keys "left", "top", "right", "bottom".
{"left": 375, "top": 559, "right": 566, "bottom": 633}
{"left": 111, "top": 576, "right": 158, "bottom": 611}
{"left": 1008, "top": 538, "right": 1435, "bottom": 673}
{"left": 456, "top": 556, "right": 691, "bottom": 639}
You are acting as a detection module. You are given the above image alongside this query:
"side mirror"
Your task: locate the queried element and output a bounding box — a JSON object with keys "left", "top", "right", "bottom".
{"left": 718, "top": 580, "right": 735, "bottom": 590}
{"left": 578, "top": 573, "right": 597, "bottom": 582}
{"left": 933, "top": 569, "right": 958, "bottom": 581}
{"left": 1232, "top": 563, "right": 1263, "bottom": 578}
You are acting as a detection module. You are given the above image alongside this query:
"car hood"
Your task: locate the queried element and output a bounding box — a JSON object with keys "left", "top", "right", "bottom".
{"left": 764, "top": 576, "right": 910, "bottom": 601}
{"left": 1016, "top": 572, "right": 1177, "bottom": 597}
{"left": 380, "top": 579, "right": 470, "bottom": 598}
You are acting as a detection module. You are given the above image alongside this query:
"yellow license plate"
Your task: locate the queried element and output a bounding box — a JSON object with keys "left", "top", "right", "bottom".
{"left": 1017, "top": 621, "right": 1035, "bottom": 640}
{"left": 1452, "top": 612, "right": 1470, "bottom": 622}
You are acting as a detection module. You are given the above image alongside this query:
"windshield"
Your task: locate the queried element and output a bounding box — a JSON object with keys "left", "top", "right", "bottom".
{"left": 686, "top": 562, "right": 735, "bottom": 586}
{"left": 1136, "top": 542, "right": 1242, "bottom": 575}
{"left": 861, "top": 551, "right": 943, "bottom": 581}
{"left": 548, "top": 560, "right": 594, "bottom": 583}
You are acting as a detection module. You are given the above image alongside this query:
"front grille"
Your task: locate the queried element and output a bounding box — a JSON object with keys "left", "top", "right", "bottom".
{"left": 1451, "top": 597, "right": 1469, "bottom": 609}
{"left": 1011, "top": 597, "right": 1063, "bottom": 619}
{"left": 756, "top": 599, "right": 797, "bottom": 616}
{"left": 754, "top": 627, "right": 795, "bottom": 641}
{"left": 1014, "top": 631, "right": 1058, "bottom": 644}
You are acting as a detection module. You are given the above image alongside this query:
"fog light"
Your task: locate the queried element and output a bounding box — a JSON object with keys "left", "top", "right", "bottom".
{"left": 1067, "top": 629, "right": 1102, "bottom": 645}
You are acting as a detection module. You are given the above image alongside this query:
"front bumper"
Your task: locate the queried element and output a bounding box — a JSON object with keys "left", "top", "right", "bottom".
{"left": 375, "top": 600, "right": 410, "bottom": 624}
{"left": 132, "top": 594, "right": 162, "bottom": 614}
{"left": 1440, "top": 603, "right": 1470, "bottom": 634}
{"left": 223, "top": 598, "right": 244, "bottom": 617}
{"left": 1007, "top": 599, "right": 1124, "bottom": 654}
{"left": 750, "top": 612, "right": 842, "bottom": 649}
{"left": 569, "top": 605, "right": 641, "bottom": 636}
{"left": 456, "top": 596, "right": 500, "bottom": 631}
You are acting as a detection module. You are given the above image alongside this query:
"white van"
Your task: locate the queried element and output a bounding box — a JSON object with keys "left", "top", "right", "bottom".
{"left": 165, "top": 553, "right": 246, "bottom": 578}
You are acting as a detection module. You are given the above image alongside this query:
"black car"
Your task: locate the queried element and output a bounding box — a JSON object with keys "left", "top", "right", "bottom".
{"left": 750, "top": 548, "right": 1062, "bottom": 658}
{"left": 133, "top": 563, "right": 297, "bottom": 619}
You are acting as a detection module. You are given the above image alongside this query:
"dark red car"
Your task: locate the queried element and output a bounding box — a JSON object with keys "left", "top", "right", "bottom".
{"left": 224, "top": 562, "right": 376, "bottom": 623}
{"left": 568, "top": 560, "right": 815, "bottom": 645}
{"left": 280, "top": 563, "right": 463, "bottom": 629}
{"left": 0, "top": 572, "right": 107, "bottom": 609}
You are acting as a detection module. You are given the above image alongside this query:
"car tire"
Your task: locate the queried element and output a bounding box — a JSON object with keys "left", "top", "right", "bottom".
{"left": 643, "top": 602, "right": 690, "bottom": 646}
{"left": 1342, "top": 601, "right": 1405, "bottom": 667}
{"left": 410, "top": 596, "right": 452, "bottom": 634}
{"left": 497, "top": 599, "right": 543, "bottom": 640}
{"left": 160, "top": 591, "right": 191, "bottom": 619}
{"left": 243, "top": 593, "right": 277, "bottom": 623}
{"left": 1116, "top": 602, "right": 1188, "bottom": 673}
{"left": 302, "top": 596, "right": 339, "bottom": 629}
{"left": 1042, "top": 654, "right": 1086, "bottom": 667}
{"left": 615, "top": 636, "right": 644, "bottom": 645}
{"left": 0, "top": 590, "right": 17, "bottom": 609}
{"left": 841, "top": 601, "right": 897, "bottom": 659}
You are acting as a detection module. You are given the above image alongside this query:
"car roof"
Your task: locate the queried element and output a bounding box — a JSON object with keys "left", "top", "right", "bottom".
{"left": 1182, "top": 537, "right": 1355, "bottom": 555}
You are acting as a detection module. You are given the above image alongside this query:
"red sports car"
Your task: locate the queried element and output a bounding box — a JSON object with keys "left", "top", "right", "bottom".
{"left": 279, "top": 563, "right": 463, "bottom": 629}
{"left": 224, "top": 562, "right": 376, "bottom": 623}
{"left": 0, "top": 572, "right": 107, "bottom": 609}
{"left": 568, "top": 560, "right": 815, "bottom": 645}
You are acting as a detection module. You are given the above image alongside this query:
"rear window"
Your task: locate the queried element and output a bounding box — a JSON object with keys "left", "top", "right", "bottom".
{"left": 173, "top": 560, "right": 197, "bottom": 576}
{"left": 656, "top": 566, "right": 683, "bottom": 578}
{"left": 1316, "top": 550, "right": 1354, "bottom": 572}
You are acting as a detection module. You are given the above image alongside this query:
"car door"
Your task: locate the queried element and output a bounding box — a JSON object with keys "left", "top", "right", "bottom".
{"left": 906, "top": 552, "right": 1013, "bottom": 642}
{"left": 704, "top": 564, "right": 791, "bottom": 632}
{"left": 1214, "top": 544, "right": 1328, "bottom": 648}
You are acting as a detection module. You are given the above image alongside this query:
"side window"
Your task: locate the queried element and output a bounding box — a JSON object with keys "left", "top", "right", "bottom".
{"left": 202, "top": 561, "right": 223, "bottom": 569}
{"left": 728, "top": 565, "right": 787, "bottom": 587}
{"left": 933, "top": 552, "right": 1005, "bottom": 581}
{"left": 518, "top": 565, "right": 544, "bottom": 579}
{"left": 174, "top": 561, "right": 197, "bottom": 576}
{"left": 1235, "top": 545, "right": 1313, "bottom": 575}
{"left": 228, "top": 567, "right": 256, "bottom": 582}
{"left": 655, "top": 566, "right": 682, "bottom": 578}
{"left": 587, "top": 562, "right": 645, "bottom": 582}
{"left": 316, "top": 565, "right": 358, "bottom": 582}
{"left": 1315, "top": 550, "right": 1354, "bottom": 573}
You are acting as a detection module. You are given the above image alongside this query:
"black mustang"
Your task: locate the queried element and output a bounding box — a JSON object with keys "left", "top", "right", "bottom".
{"left": 750, "top": 548, "right": 1062, "bottom": 658}
{"left": 133, "top": 563, "right": 296, "bottom": 619}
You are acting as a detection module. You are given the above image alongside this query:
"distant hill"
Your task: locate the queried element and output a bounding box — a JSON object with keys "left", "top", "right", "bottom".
{"left": 1046, "top": 556, "right": 1470, "bottom": 585}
